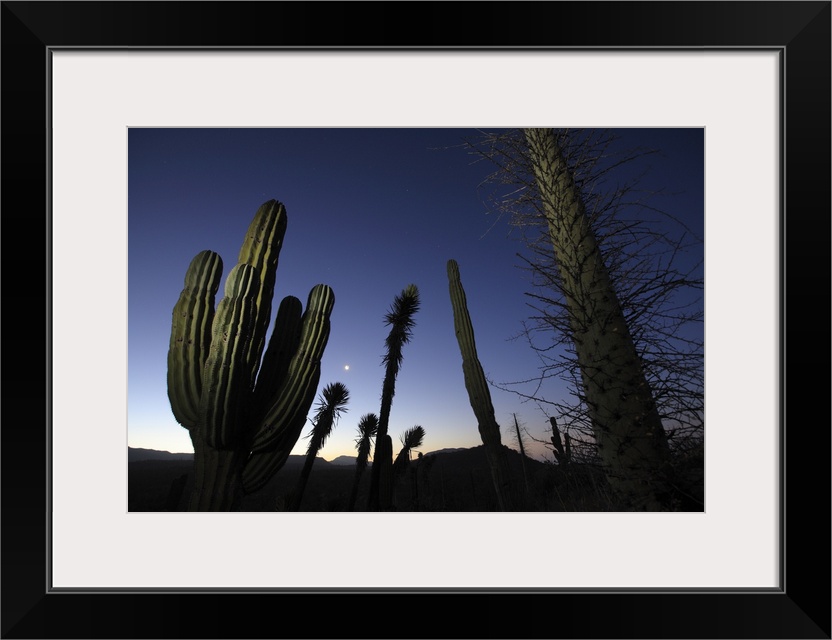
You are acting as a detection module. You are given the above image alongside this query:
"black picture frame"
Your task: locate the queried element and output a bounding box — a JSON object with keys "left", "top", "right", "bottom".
{"left": 3, "top": 2, "right": 829, "bottom": 638}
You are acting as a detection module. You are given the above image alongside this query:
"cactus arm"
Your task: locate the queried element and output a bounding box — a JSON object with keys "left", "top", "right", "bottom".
{"left": 237, "top": 199, "right": 288, "bottom": 387}
{"left": 240, "top": 375, "right": 319, "bottom": 496}
{"left": 252, "top": 295, "right": 303, "bottom": 420}
{"left": 249, "top": 284, "right": 335, "bottom": 454}
{"left": 240, "top": 450, "right": 278, "bottom": 496}
{"left": 199, "top": 263, "right": 258, "bottom": 449}
{"left": 241, "top": 365, "right": 321, "bottom": 494}
{"left": 167, "top": 250, "right": 223, "bottom": 429}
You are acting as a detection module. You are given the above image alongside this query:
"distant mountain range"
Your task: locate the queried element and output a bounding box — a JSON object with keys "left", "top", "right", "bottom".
{"left": 128, "top": 443, "right": 560, "bottom": 512}
{"left": 129, "top": 445, "right": 471, "bottom": 465}
{"left": 327, "top": 455, "right": 360, "bottom": 466}
{"left": 128, "top": 447, "right": 194, "bottom": 462}
{"left": 129, "top": 447, "right": 314, "bottom": 466}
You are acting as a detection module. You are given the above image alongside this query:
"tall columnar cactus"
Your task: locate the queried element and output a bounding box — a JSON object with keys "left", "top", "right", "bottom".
{"left": 447, "top": 259, "right": 519, "bottom": 511}
{"left": 167, "top": 199, "right": 335, "bottom": 511}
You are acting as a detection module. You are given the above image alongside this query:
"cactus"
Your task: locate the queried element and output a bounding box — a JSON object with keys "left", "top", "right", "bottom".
{"left": 447, "top": 259, "right": 518, "bottom": 511}
{"left": 549, "top": 416, "right": 571, "bottom": 465}
{"left": 167, "top": 199, "right": 335, "bottom": 511}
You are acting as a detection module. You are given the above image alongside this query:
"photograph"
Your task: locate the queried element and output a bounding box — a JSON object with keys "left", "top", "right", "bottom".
{"left": 128, "top": 127, "right": 705, "bottom": 513}
{"left": 3, "top": 0, "right": 828, "bottom": 637}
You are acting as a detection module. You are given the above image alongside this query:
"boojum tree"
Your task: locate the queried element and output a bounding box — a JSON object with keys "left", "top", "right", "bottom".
{"left": 462, "top": 128, "right": 703, "bottom": 510}
{"left": 522, "top": 128, "right": 673, "bottom": 509}
{"left": 167, "top": 199, "right": 335, "bottom": 511}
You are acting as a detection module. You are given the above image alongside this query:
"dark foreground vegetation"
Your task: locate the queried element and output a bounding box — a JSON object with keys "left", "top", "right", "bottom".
{"left": 129, "top": 443, "right": 703, "bottom": 512}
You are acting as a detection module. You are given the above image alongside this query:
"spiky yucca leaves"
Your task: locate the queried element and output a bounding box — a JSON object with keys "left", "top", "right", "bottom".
{"left": 447, "top": 259, "right": 519, "bottom": 511}
{"left": 289, "top": 382, "right": 350, "bottom": 511}
{"left": 392, "top": 425, "right": 425, "bottom": 478}
{"left": 347, "top": 413, "right": 378, "bottom": 511}
{"left": 166, "top": 199, "right": 335, "bottom": 511}
{"left": 367, "top": 284, "right": 420, "bottom": 511}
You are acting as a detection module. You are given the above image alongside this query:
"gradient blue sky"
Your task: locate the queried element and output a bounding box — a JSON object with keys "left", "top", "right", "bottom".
{"left": 128, "top": 127, "right": 703, "bottom": 462}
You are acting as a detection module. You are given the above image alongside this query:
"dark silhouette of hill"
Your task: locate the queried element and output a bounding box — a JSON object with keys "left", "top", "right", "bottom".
{"left": 128, "top": 447, "right": 193, "bottom": 462}
{"left": 127, "top": 444, "right": 583, "bottom": 512}
{"left": 327, "top": 455, "right": 360, "bottom": 466}
{"left": 128, "top": 441, "right": 702, "bottom": 512}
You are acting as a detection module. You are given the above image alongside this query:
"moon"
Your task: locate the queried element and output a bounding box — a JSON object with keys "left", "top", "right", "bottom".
{"left": 344, "top": 364, "right": 350, "bottom": 371}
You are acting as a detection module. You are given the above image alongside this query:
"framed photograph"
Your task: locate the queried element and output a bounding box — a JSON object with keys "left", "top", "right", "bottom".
{"left": 4, "top": 1, "right": 829, "bottom": 638}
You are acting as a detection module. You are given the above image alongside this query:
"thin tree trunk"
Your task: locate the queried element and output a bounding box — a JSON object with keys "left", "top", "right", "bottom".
{"left": 377, "top": 435, "right": 394, "bottom": 511}
{"left": 289, "top": 449, "right": 317, "bottom": 511}
{"left": 513, "top": 414, "right": 530, "bottom": 494}
{"left": 346, "top": 462, "right": 365, "bottom": 512}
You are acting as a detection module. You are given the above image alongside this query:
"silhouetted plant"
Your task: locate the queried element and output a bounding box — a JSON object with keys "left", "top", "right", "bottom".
{"left": 367, "top": 284, "right": 420, "bottom": 511}
{"left": 164, "top": 473, "right": 189, "bottom": 511}
{"left": 392, "top": 425, "right": 425, "bottom": 479}
{"left": 447, "top": 258, "right": 519, "bottom": 511}
{"left": 376, "top": 434, "right": 394, "bottom": 511}
{"left": 512, "top": 414, "right": 530, "bottom": 493}
{"left": 549, "top": 416, "right": 571, "bottom": 466}
{"left": 347, "top": 413, "right": 378, "bottom": 512}
{"left": 289, "top": 382, "right": 349, "bottom": 511}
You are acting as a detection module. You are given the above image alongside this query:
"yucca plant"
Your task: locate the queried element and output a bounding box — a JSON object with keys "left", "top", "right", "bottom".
{"left": 367, "top": 284, "right": 420, "bottom": 511}
{"left": 347, "top": 413, "right": 378, "bottom": 512}
{"left": 392, "top": 425, "right": 426, "bottom": 511}
{"left": 392, "top": 425, "right": 425, "bottom": 479}
{"left": 289, "top": 382, "right": 350, "bottom": 511}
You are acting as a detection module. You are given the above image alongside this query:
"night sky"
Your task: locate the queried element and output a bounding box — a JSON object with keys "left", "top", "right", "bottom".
{"left": 128, "top": 127, "right": 704, "bottom": 463}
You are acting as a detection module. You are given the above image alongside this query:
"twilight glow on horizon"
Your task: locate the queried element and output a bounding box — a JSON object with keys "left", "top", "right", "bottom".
{"left": 127, "top": 127, "right": 703, "bottom": 463}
